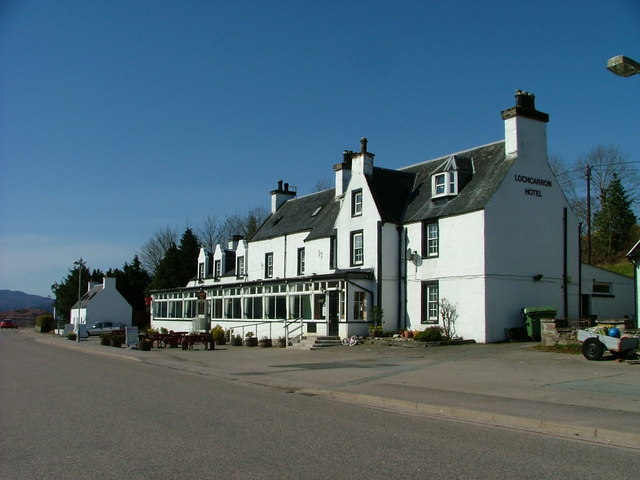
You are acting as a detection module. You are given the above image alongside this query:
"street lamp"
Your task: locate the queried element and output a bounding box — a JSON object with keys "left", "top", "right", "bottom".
{"left": 73, "top": 258, "right": 85, "bottom": 342}
{"left": 607, "top": 55, "right": 640, "bottom": 77}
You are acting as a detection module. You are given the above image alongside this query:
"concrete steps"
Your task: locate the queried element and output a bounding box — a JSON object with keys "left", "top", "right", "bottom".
{"left": 289, "top": 335, "right": 342, "bottom": 350}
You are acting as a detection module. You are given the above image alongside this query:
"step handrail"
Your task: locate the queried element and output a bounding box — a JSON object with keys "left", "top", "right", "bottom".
{"left": 283, "top": 317, "right": 303, "bottom": 347}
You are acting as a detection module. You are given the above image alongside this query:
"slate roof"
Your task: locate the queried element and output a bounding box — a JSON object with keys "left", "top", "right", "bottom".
{"left": 72, "top": 284, "right": 102, "bottom": 309}
{"left": 251, "top": 188, "right": 338, "bottom": 242}
{"left": 401, "top": 141, "right": 509, "bottom": 224}
{"left": 250, "top": 140, "right": 509, "bottom": 241}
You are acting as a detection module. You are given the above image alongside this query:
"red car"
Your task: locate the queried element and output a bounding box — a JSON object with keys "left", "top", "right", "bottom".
{"left": 0, "top": 319, "right": 18, "bottom": 329}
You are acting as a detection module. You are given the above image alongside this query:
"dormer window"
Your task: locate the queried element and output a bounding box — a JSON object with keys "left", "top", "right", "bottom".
{"left": 432, "top": 171, "right": 458, "bottom": 198}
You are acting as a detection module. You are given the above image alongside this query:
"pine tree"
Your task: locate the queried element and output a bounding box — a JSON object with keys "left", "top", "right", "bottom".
{"left": 592, "top": 174, "right": 637, "bottom": 262}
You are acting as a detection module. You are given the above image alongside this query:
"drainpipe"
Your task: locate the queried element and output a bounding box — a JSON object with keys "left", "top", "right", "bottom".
{"left": 397, "top": 226, "right": 405, "bottom": 330}
{"left": 377, "top": 221, "right": 383, "bottom": 320}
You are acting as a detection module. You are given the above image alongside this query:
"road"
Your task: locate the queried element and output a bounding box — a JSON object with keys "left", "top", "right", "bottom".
{"left": 1, "top": 330, "right": 638, "bottom": 479}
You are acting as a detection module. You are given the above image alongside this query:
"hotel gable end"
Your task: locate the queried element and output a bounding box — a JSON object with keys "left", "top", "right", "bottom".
{"left": 151, "top": 91, "right": 633, "bottom": 343}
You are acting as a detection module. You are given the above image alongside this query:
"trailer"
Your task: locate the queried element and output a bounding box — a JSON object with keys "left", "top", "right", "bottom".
{"left": 577, "top": 328, "right": 639, "bottom": 361}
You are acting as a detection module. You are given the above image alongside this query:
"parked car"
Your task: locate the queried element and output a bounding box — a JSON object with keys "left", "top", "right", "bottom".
{"left": 86, "top": 322, "right": 124, "bottom": 336}
{"left": 1, "top": 319, "right": 18, "bottom": 329}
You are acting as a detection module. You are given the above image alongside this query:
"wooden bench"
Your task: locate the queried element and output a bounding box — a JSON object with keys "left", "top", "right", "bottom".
{"left": 181, "top": 334, "right": 215, "bottom": 351}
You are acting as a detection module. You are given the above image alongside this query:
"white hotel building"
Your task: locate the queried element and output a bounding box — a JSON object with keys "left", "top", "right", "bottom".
{"left": 151, "top": 91, "right": 635, "bottom": 343}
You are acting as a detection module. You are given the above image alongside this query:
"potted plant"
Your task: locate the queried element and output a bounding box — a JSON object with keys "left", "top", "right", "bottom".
{"left": 258, "top": 336, "right": 272, "bottom": 348}
{"left": 111, "top": 334, "right": 123, "bottom": 348}
{"left": 231, "top": 334, "right": 243, "bottom": 346}
{"left": 100, "top": 333, "right": 112, "bottom": 346}
{"left": 67, "top": 331, "right": 77, "bottom": 341}
{"left": 245, "top": 331, "right": 258, "bottom": 347}
{"left": 277, "top": 336, "right": 287, "bottom": 348}
{"left": 138, "top": 338, "right": 152, "bottom": 351}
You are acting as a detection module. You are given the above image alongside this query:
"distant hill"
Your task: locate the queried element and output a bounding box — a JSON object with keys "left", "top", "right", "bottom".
{"left": 0, "top": 290, "right": 53, "bottom": 313}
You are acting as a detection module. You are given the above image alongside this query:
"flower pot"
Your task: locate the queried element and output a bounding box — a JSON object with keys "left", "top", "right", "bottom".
{"left": 245, "top": 337, "right": 258, "bottom": 347}
{"left": 258, "top": 338, "right": 272, "bottom": 348}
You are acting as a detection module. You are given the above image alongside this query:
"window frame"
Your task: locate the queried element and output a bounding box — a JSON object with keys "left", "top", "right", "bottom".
{"left": 423, "top": 222, "right": 439, "bottom": 258}
{"left": 421, "top": 282, "right": 439, "bottom": 324}
{"left": 351, "top": 189, "right": 363, "bottom": 217}
{"left": 432, "top": 171, "right": 458, "bottom": 198}
{"left": 353, "top": 291, "right": 367, "bottom": 320}
{"left": 214, "top": 260, "right": 222, "bottom": 279}
{"left": 297, "top": 247, "right": 305, "bottom": 276}
{"left": 265, "top": 252, "right": 273, "bottom": 278}
{"left": 350, "top": 230, "right": 364, "bottom": 266}
{"left": 237, "top": 256, "right": 245, "bottom": 278}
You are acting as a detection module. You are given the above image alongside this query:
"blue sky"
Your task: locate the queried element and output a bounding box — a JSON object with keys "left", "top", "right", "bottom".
{"left": 1, "top": 0, "right": 639, "bottom": 298}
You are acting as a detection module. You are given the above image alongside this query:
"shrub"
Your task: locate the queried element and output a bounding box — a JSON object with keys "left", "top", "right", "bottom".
{"left": 413, "top": 326, "right": 443, "bottom": 342}
{"left": 211, "top": 324, "right": 226, "bottom": 345}
{"left": 67, "top": 332, "right": 77, "bottom": 341}
{"left": 231, "top": 334, "right": 243, "bottom": 346}
{"left": 35, "top": 314, "right": 54, "bottom": 333}
{"left": 100, "top": 333, "right": 111, "bottom": 346}
{"left": 138, "top": 339, "right": 152, "bottom": 351}
{"left": 111, "top": 335, "right": 123, "bottom": 348}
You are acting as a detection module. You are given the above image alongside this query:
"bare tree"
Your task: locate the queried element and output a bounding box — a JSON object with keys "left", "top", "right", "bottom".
{"left": 196, "top": 215, "right": 225, "bottom": 252}
{"left": 138, "top": 226, "right": 179, "bottom": 274}
{"left": 439, "top": 298, "right": 458, "bottom": 340}
{"left": 196, "top": 206, "right": 270, "bottom": 252}
{"left": 313, "top": 177, "right": 332, "bottom": 192}
{"left": 554, "top": 144, "right": 639, "bottom": 225}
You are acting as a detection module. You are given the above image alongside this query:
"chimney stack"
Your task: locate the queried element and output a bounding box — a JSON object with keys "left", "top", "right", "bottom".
{"left": 334, "top": 150, "right": 353, "bottom": 197}
{"left": 270, "top": 179, "right": 296, "bottom": 213}
{"left": 501, "top": 90, "right": 549, "bottom": 159}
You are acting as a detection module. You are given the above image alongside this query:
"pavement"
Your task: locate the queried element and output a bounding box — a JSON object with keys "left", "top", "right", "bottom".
{"left": 22, "top": 330, "right": 640, "bottom": 450}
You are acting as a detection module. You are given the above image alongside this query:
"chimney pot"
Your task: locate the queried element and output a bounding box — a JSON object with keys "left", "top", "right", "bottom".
{"left": 360, "top": 137, "right": 368, "bottom": 154}
{"left": 277, "top": 180, "right": 283, "bottom": 191}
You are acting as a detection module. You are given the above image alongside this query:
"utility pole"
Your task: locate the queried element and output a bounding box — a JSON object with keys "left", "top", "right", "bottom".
{"left": 586, "top": 165, "right": 592, "bottom": 264}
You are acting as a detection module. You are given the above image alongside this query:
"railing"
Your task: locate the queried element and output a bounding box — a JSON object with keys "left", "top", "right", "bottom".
{"left": 224, "top": 321, "right": 275, "bottom": 340}
{"left": 283, "top": 318, "right": 304, "bottom": 347}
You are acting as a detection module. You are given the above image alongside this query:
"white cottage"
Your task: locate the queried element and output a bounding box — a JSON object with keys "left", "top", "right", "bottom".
{"left": 71, "top": 277, "right": 132, "bottom": 327}
{"left": 151, "top": 91, "right": 635, "bottom": 342}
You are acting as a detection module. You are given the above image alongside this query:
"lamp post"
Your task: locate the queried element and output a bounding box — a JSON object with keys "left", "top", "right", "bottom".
{"left": 73, "top": 258, "right": 85, "bottom": 342}
{"left": 607, "top": 55, "right": 640, "bottom": 77}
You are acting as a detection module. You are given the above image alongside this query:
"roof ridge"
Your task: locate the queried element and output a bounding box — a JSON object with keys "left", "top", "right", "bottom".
{"left": 399, "top": 140, "right": 504, "bottom": 171}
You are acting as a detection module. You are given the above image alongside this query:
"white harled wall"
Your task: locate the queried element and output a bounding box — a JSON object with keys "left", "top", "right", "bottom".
{"left": 405, "top": 210, "right": 487, "bottom": 341}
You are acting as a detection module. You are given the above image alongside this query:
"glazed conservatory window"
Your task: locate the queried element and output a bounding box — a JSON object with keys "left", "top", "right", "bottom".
{"left": 353, "top": 291, "right": 367, "bottom": 320}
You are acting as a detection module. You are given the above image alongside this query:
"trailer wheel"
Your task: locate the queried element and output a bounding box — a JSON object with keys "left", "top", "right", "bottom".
{"left": 582, "top": 338, "right": 604, "bottom": 361}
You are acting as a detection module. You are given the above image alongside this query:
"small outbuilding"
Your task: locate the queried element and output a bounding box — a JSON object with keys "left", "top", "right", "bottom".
{"left": 70, "top": 277, "right": 132, "bottom": 327}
